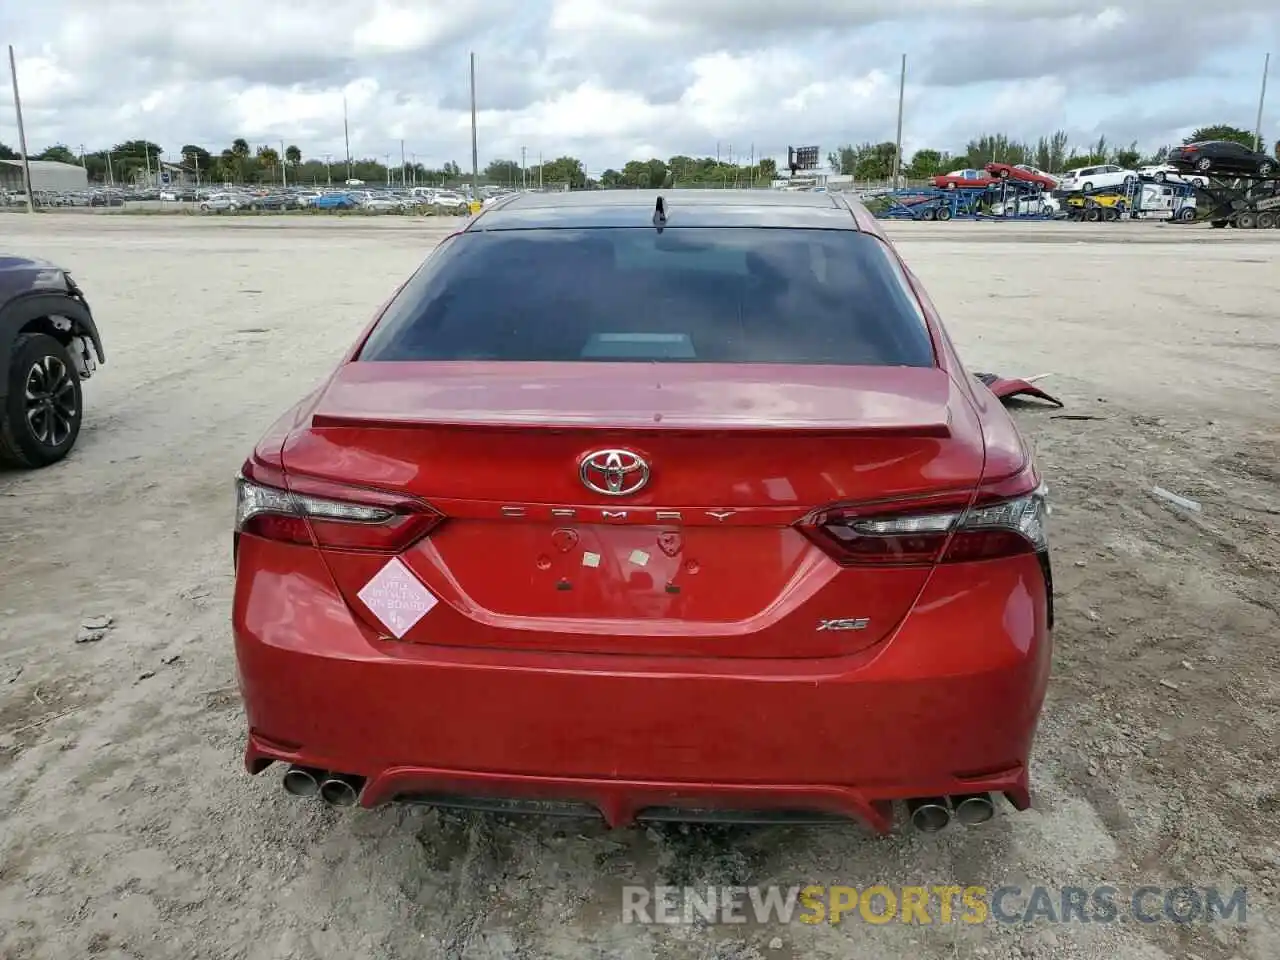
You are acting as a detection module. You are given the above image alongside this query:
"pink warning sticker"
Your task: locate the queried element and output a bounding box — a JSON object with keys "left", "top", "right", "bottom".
{"left": 356, "top": 557, "right": 438, "bottom": 638}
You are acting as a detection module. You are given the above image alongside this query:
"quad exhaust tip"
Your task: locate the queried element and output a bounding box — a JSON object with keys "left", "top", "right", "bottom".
{"left": 907, "top": 797, "right": 951, "bottom": 833}
{"left": 282, "top": 765, "right": 365, "bottom": 807}
{"left": 319, "top": 774, "right": 363, "bottom": 807}
{"left": 953, "top": 792, "right": 995, "bottom": 826}
{"left": 282, "top": 765, "right": 322, "bottom": 797}
{"left": 907, "top": 793, "right": 996, "bottom": 831}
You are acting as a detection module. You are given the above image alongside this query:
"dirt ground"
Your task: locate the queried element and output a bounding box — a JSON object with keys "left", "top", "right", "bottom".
{"left": 0, "top": 214, "right": 1277, "bottom": 960}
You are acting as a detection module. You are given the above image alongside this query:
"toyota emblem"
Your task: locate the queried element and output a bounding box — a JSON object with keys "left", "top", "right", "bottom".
{"left": 579, "top": 449, "right": 650, "bottom": 497}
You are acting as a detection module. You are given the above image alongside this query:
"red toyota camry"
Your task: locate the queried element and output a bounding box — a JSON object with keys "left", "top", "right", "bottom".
{"left": 232, "top": 190, "right": 1053, "bottom": 834}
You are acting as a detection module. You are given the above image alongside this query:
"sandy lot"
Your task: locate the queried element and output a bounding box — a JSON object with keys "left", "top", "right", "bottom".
{"left": 0, "top": 215, "right": 1277, "bottom": 960}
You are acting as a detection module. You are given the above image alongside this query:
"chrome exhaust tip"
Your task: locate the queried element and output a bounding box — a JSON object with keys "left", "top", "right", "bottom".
{"left": 907, "top": 797, "right": 952, "bottom": 832}
{"left": 282, "top": 765, "right": 322, "bottom": 798}
{"left": 952, "top": 793, "right": 995, "bottom": 825}
{"left": 318, "top": 774, "right": 364, "bottom": 807}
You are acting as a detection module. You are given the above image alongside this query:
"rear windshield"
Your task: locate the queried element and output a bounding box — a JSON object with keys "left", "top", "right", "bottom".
{"left": 359, "top": 227, "right": 935, "bottom": 366}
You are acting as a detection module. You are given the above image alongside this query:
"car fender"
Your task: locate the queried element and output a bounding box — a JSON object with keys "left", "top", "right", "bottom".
{"left": 0, "top": 292, "right": 105, "bottom": 401}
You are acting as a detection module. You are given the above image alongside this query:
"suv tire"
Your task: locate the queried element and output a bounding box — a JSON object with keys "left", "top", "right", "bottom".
{"left": 0, "top": 333, "right": 83, "bottom": 468}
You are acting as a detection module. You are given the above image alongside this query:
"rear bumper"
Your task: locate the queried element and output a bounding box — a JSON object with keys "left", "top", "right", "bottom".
{"left": 233, "top": 539, "right": 1052, "bottom": 832}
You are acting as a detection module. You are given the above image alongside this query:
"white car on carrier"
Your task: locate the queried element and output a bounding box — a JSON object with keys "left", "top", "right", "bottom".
{"left": 1058, "top": 164, "right": 1138, "bottom": 193}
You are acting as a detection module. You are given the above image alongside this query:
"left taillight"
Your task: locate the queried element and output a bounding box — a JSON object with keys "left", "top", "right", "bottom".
{"left": 234, "top": 460, "right": 443, "bottom": 554}
{"left": 800, "top": 477, "right": 1049, "bottom": 567}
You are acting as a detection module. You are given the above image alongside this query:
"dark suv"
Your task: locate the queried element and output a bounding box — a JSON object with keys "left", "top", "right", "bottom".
{"left": 0, "top": 257, "right": 105, "bottom": 467}
{"left": 1171, "top": 141, "right": 1277, "bottom": 178}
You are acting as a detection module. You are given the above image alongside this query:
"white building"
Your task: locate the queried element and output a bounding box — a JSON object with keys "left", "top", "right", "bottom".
{"left": 0, "top": 158, "right": 90, "bottom": 193}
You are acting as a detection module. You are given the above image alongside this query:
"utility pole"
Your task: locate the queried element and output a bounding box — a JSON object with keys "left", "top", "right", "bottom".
{"left": 324, "top": 154, "right": 332, "bottom": 186}
{"left": 469, "top": 52, "right": 480, "bottom": 201}
{"left": 280, "top": 139, "right": 287, "bottom": 187}
{"left": 1255, "top": 52, "right": 1271, "bottom": 154}
{"left": 521, "top": 146, "right": 527, "bottom": 188}
{"left": 538, "top": 152, "right": 543, "bottom": 189}
{"left": 343, "top": 96, "right": 352, "bottom": 179}
{"left": 892, "top": 53, "right": 906, "bottom": 187}
{"left": 7, "top": 46, "right": 33, "bottom": 213}
{"left": 385, "top": 154, "right": 391, "bottom": 185}
{"left": 400, "top": 139, "right": 406, "bottom": 186}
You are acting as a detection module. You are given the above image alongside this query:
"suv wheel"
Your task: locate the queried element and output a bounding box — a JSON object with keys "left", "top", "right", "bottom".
{"left": 0, "top": 333, "right": 84, "bottom": 468}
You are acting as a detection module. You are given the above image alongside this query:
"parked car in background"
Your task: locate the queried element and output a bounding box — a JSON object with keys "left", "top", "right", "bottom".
{"left": 232, "top": 189, "right": 1054, "bottom": 835}
{"left": 430, "top": 191, "right": 471, "bottom": 214}
{"left": 199, "top": 193, "right": 242, "bottom": 213}
{"left": 1137, "top": 164, "right": 1208, "bottom": 187}
{"left": 248, "top": 194, "right": 303, "bottom": 211}
{"left": 932, "top": 169, "right": 998, "bottom": 190}
{"left": 1168, "top": 141, "right": 1277, "bottom": 179}
{"left": 986, "top": 163, "right": 1057, "bottom": 190}
{"left": 313, "top": 192, "right": 358, "bottom": 210}
{"left": 1058, "top": 164, "right": 1138, "bottom": 192}
{"left": 0, "top": 256, "right": 104, "bottom": 467}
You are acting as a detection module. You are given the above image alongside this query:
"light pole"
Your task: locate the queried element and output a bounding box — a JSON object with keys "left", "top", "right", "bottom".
{"left": 7, "top": 46, "right": 33, "bottom": 213}
{"left": 343, "top": 96, "right": 352, "bottom": 180}
{"left": 470, "top": 52, "right": 480, "bottom": 202}
{"left": 1254, "top": 52, "right": 1271, "bottom": 154}
{"left": 522, "top": 146, "right": 527, "bottom": 188}
{"left": 892, "top": 54, "right": 906, "bottom": 187}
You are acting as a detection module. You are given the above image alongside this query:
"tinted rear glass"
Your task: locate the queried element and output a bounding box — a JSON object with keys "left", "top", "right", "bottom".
{"left": 359, "top": 227, "right": 935, "bottom": 366}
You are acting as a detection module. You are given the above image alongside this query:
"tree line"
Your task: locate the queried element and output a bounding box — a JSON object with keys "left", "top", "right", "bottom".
{"left": 2, "top": 125, "right": 1275, "bottom": 189}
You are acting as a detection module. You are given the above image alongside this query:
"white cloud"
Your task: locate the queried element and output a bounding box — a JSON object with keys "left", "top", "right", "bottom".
{"left": 0, "top": 0, "right": 1275, "bottom": 170}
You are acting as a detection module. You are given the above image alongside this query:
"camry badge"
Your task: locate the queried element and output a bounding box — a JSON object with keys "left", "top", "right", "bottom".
{"left": 580, "top": 449, "right": 650, "bottom": 497}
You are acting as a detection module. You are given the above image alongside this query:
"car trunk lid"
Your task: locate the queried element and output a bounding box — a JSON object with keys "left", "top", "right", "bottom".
{"left": 281, "top": 362, "right": 986, "bottom": 658}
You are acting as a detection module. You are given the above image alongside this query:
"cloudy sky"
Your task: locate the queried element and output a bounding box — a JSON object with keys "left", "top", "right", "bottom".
{"left": 1, "top": 1, "right": 1276, "bottom": 173}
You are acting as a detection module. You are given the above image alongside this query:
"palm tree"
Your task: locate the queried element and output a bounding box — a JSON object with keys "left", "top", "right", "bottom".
{"left": 285, "top": 145, "right": 302, "bottom": 167}
{"left": 256, "top": 145, "right": 280, "bottom": 182}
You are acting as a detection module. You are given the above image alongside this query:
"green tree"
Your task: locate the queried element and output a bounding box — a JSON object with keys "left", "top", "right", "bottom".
{"left": 620, "top": 158, "right": 668, "bottom": 188}
{"left": 599, "top": 168, "right": 622, "bottom": 187}
{"left": 964, "top": 134, "right": 1030, "bottom": 168}
{"left": 285, "top": 144, "right": 302, "bottom": 167}
{"left": 829, "top": 145, "right": 858, "bottom": 176}
{"left": 0, "top": 142, "right": 15, "bottom": 160}
{"left": 539, "top": 156, "right": 587, "bottom": 189}
{"left": 1111, "top": 140, "right": 1141, "bottom": 168}
{"left": 1185, "top": 125, "right": 1256, "bottom": 147}
{"left": 180, "top": 145, "right": 212, "bottom": 178}
{"left": 906, "top": 149, "right": 946, "bottom": 178}
{"left": 36, "top": 144, "right": 78, "bottom": 164}
{"left": 853, "top": 142, "right": 897, "bottom": 180}
{"left": 231, "top": 138, "right": 250, "bottom": 158}
{"left": 484, "top": 159, "right": 522, "bottom": 184}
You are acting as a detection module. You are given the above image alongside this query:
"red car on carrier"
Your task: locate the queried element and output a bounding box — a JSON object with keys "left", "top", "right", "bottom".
{"left": 232, "top": 189, "right": 1054, "bottom": 834}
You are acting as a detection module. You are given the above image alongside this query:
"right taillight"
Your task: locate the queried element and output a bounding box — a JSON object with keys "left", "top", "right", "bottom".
{"left": 800, "top": 479, "right": 1048, "bottom": 567}
{"left": 234, "top": 460, "right": 443, "bottom": 553}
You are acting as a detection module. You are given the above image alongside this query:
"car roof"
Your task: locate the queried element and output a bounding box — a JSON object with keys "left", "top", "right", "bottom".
{"left": 467, "top": 188, "right": 867, "bottom": 231}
